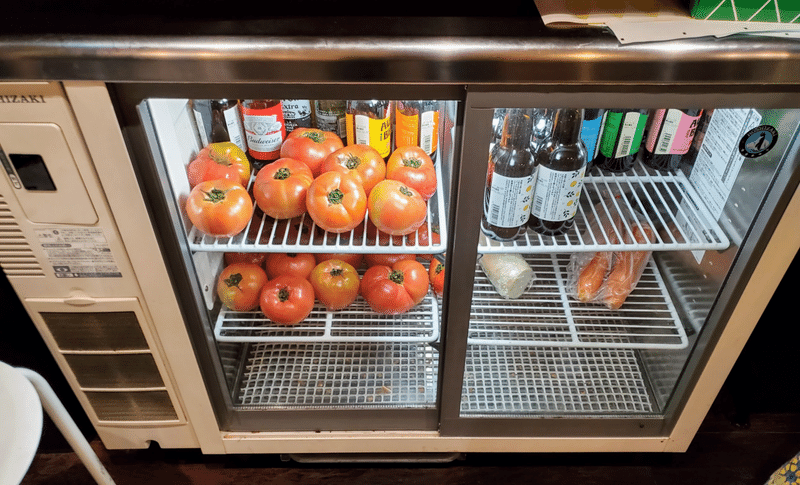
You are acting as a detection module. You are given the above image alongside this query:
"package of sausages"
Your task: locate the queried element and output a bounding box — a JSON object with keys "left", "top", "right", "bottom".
{"left": 566, "top": 197, "right": 654, "bottom": 310}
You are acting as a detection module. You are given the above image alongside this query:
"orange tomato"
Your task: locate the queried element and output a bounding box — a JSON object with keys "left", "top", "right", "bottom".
{"left": 386, "top": 146, "right": 437, "bottom": 201}
{"left": 320, "top": 144, "right": 386, "bottom": 197}
{"left": 309, "top": 259, "right": 361, "bottom": 311}
{"left": 367, "top": 179, "right": 427, "bottom": 236}
{"left": 186, "top": 179, "right": 254, "bottom": 238}
{"left": 361, "top": 259, "right": 429, "bottom": 314}
{"left": 264, "top": 253, "right": 316, "bottom": 280}
{"left": 280, "top": 128, "right": 344, "bottom": 177}
{"left": 429, "top": 258, "right": 445, "bottom": 297}
{"left": 187, "top": 142, "right": 251, "bottom": 188}
{"left": 252, "top": 158, "right": 314, "bottom": 220}
{"left": 306, "top": 171, "right": 367, "bottom": 234}
{"left": 216, "top": 263, "right": 268, "bottom": 311}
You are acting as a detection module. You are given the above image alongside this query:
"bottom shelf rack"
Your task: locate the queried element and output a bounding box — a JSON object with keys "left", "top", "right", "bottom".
{"left": 235, "top": 341, "right": 439, "bottom": 408}
{"left": 460, "top": 345, "right": 655, "bottom": 415}
{"left": 468, "top": 253, "right": 689, "bottom": 350}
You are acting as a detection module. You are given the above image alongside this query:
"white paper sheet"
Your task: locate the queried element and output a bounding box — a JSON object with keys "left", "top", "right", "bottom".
{"left": 535, "top": 0, "right": 800, "bottom": 44}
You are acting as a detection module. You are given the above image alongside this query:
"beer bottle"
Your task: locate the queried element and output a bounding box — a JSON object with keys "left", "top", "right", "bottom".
{"left": 481, "top": 108, "right": 536, "bottom": 242}
{"left": 282, "top": 99, "right": 314, "bottom": 134}
{"left": 346, "top": 100, "right": 393, "bottom": 159}
{"left": 395, "top": 100, "right": 440, "bottom": 159}
{"left": 241, "top": 99, "right": 285, "bottom": 169}
{"left": 640, "top": 108, "right": 703, "bottom": 172}
{"left": 314, "top": 100, "right": 347, "bottom": 142}
{"left": 528, "top": 108, "right": 588, "bottom": 236}
{"left": 594, "top": 108, "right": 648, "bottom": 173}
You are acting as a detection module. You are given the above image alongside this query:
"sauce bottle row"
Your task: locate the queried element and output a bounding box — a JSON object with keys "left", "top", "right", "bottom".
{"left": 191, "top": 99, "right": 442, "bottom": 170}
{"left": 482, "top": 107, "right": 705, "bottom": 242}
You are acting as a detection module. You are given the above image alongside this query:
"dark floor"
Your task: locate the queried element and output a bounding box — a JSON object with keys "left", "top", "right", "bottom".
{"left": 16, "top": 410, "right": 800, "bottom": 485}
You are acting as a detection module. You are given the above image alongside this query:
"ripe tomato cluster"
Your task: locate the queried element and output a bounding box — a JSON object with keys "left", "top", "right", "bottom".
{"left": 185, "top": 131, "right": 438, "bottom": 242}
{"left": 217, "top": 251, "right": 445, "bottom": 324}
{"left": 186, "top": 133, "right": 445, "bottom": 325}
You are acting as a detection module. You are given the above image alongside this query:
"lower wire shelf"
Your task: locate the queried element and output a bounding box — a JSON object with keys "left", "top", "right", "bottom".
{"left": 460, "top": 345, "right": 655, "bottom": 415}
{"left": 234, "top": 341, "right": 439, "bottom": 408}
{"left": 468, "top": 253, "right": 689, "bottom": 350}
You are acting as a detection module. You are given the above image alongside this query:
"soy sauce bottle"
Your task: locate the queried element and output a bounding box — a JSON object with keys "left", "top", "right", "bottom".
{"left": 640, "top": 108, "right": 703, "bottom": 172}
{"left": 481, "top": 108, "right": 535, "bottom": 241}
{"left": 594, "top": 108, "right": 648, "bottom": 173}
{"left": 528, "top": 108, "right": 588, "bottom": 236}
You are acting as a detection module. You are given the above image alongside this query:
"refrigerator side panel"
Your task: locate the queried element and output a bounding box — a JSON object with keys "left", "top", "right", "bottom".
{"left": 62, "top": 82, "right": 224, "bottom": 453}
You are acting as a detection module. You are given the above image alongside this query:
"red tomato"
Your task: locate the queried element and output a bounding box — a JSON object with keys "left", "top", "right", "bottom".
{"left": 386, "top": 146, "right": 437, "bottom": 201}
{"left": 306, "top": 171, "right": 367, "bottom": 234}
{"left": 429, "top": 259, "right": 445, "bottom": 297}
{"left": 367, "top": 179, "right": 427, "bottom": 236}
{"left": 280, "top": 128, "right": 344, "bottom": 177}
{"left": 309, "top": 259, "right": 360, "bottom": 311}
{"left": 405, "top": 223, "right": 442, "bottom": 261}
{"left": 264, "top": 253, "right": 316, "bottom": 280}
{"left": 361, "top": 259, "right": 429, "bottom": 314}
{"left": 259, "top": 275, "right": 315, "bottom": 325}
{"left": 187, "top": 142, "right": 251, "bottom": 188}
{"left": 364, "top": 253, "right": 415, "bottom": 268}
{"left": 186, "top": 179, "right": 254, "bottom": 237}
{"left": 314, "top": 252, "right": 364, "bottom": 269}
{"left": 224, "top": 252, "right": 268, "bottom": 266}
{"left": 253, "top": 158, "right": 314, "bottom": 220}
{"left": 217, "top": 263, "right": 268, "bottom": 311}
{"left": 320, "top": 144, "right": 386, "bottom": 197}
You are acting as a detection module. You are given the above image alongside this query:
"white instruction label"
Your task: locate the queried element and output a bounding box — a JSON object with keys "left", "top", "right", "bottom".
{"left": 36, "top": 227, "right": 122, "bottom": 278}
{"left": 682, "top": 109, "right": 762, "bottom": 263}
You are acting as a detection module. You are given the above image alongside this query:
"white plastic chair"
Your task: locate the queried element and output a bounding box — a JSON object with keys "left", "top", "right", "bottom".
{"left": 0, "top": 361, "right": 115, "bottom": 485}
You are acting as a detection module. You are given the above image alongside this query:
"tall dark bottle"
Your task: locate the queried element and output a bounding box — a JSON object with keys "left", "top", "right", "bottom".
{"left": 192, "top": 99, "right": 246, "bottom": 152}
{"left": 528, "top": 108, "right": 588, "bottom": 236}
{"left": 640, "top": 108, "right": 703, "bottom": 172}
{"left": 481, "top": 108, "right": 536, "bottom": 241}
{"left": 594, "top": 108, "right": 648, "bottom": 173}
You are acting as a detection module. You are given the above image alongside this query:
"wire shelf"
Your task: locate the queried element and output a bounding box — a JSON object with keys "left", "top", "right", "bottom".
{"left": 461, "top": 346, "right": 654, "bottom": 415}
{"left": 479, "top": 163, "right": 729, "bottom": 254}
{"left": 214, "top": 294, "right": 440, "bottom": 344}
{"left": 187, "top": 158, "right": 448, "bottom": 255}
{"left": 468, "top": 254, "right": 689, "bottom": 350}
{"left": 236, "top": 342, "right": 438, "bottom": 408}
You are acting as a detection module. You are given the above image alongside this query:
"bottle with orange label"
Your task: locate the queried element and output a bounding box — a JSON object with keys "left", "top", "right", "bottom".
{"left": 346, "top": 100, "right": 393, "bottom": 159}
{"left": 241, "top": 99, "right": 286, "bottom": 169}
{"left": 395, "top": 100, "right": 440, "bottom": 160}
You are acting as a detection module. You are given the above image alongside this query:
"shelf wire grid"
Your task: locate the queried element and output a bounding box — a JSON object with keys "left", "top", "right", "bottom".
{"left": 479, "top": 163, "right": 729, "bottom": 253}
{"left": 187, "top": 156, "right": 448, "bottom": 255}
{"left": 468, "top": 254, "right": 689, "bottom": 349}
{"left": 460, "top": 346, "right": 654, "bottom": 415}
{"left": 235, "top": 342, "right": 438, "bottom": 408}
{"left": 214, "top": 294, "right": 440, "bottom": 344}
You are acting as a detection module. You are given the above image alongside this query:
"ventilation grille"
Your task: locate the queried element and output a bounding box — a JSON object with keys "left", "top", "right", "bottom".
{"left": 0, "top": 194, "right": 44, "bottom": 277}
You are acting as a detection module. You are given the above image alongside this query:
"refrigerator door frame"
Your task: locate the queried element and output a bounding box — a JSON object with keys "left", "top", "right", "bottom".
{"left": 111, "top": 82, "right": 465, "bottom": 433}
{"left": 438, "top": 88, "right": 800, "bottom": 441}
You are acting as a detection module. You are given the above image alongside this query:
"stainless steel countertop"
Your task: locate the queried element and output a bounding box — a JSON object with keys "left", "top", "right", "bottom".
{"left": 2, "top": 9, "right": 800, "bottom": 85}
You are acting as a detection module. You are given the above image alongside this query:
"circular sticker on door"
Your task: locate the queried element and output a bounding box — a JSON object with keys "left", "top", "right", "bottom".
{"left": 739, "top": 125, "right": 778, "bottom": 159}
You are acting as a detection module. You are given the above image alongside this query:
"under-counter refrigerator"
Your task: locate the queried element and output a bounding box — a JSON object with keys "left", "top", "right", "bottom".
{"left": 0, "top": 16, "right": 798, "bottom": 455}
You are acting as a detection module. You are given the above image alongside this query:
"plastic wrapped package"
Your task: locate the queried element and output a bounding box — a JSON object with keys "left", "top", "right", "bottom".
{"left": 479, "top": 253, "right": 536, "bottom": 299}
{"left": 567, "top": 197, "right": 655, "bottom": 309}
